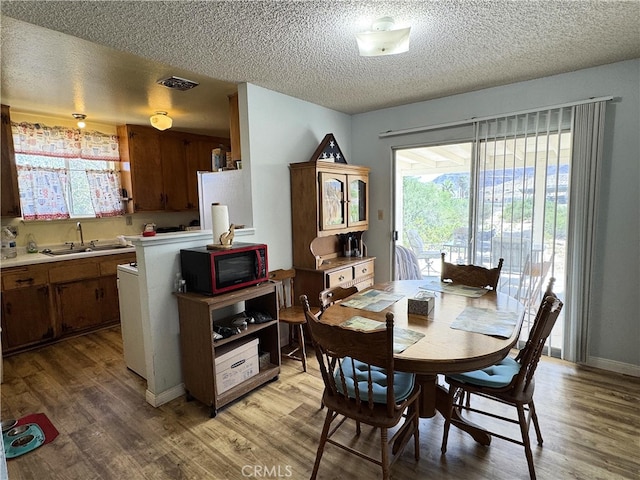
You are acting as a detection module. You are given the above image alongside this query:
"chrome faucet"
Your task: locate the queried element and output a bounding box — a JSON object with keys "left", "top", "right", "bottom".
{"left": 77, "top": 222, "right": 84, "bottom": 246}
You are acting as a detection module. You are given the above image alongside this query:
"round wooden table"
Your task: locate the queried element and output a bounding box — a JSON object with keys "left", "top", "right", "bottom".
{"left": 319, "top": 280, "right": 524, "bottom": 445}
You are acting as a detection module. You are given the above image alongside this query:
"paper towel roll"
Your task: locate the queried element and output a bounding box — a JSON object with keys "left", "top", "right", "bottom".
{"left": 211, "top": 203, "right": 230, "bottom": 244}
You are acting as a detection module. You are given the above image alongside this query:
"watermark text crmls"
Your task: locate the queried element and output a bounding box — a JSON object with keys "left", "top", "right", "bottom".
{"left": 241, "top": 465, "right": 293, "bottom": 478}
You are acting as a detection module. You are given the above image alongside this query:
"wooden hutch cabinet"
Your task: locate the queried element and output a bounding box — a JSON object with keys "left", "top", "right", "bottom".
{"left": 290, "top": 159, "right": 374, "bottom": 306}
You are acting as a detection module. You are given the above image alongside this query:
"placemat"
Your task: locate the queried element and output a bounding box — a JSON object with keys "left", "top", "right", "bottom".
{"left": 450, "top": 306, "right": 520, "bottom": 338}
{"left": 341, "top": 316, "right": 425, "bottom": 353}
{"left": 340, "top": 289, "right": 404, "bottom": 312}
{"left": 420, "top": 280, "right": 489, "bottom": 298}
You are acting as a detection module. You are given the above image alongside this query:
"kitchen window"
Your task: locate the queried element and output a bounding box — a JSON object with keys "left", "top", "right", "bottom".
{"left": 12, "top": 122, "right": 124, "bottom": 220}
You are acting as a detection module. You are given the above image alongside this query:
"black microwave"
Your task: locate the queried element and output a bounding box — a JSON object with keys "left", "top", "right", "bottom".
{"left": 180, "top": 243, "right": 268, "bottom": 295}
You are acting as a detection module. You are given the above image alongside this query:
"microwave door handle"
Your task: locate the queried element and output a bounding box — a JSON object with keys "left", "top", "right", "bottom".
{"left": 255, "top": 249, "right": 263, "bottom": 277}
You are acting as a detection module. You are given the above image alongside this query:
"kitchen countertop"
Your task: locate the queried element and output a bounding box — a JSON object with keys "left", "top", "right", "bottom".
{"left": 0, "top": 243, "right": 136, "bottom": 268}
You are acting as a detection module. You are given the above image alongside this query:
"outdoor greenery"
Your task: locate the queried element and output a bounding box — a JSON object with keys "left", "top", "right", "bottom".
{"left": 403, "top": 177, "right": 468, "bottom": 246}
{"left": 403, "top": 177, "right": 568, "bottom": 247}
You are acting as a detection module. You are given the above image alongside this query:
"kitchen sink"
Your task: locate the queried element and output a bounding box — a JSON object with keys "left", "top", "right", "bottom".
{"left": 41, "top": 244, "right": 133, "bottom": 256}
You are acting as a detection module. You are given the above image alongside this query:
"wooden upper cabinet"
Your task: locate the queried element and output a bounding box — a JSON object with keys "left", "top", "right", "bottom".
{"left": 185, "top": 137, "right": 219, "bottom": 210}
{"left": 118, "top": 124, "right": 164, "bottom": 212}
{"left": 1, "top": 105, "right": 21, "bottom": 217}
{"left": 229, "top": 92, "right": 241, "bottom": 162}
{"left": 159, "top": 133, "right": 189, "bottom": 211}
{"left": 118, "top": 124, "right": 229, "bottom": 213}
{"left": 290, "top": 161, "right": 370, "bottom": 269}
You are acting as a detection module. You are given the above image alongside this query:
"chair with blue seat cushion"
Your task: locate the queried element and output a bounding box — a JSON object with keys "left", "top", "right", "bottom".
{"left": 301, "top": 295, "right": 421, "bottom": 480}
{"left": 441, "top": 287, "right": 563, "bottom": 480}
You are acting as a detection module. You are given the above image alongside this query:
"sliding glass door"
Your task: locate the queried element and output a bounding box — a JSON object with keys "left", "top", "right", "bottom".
{"left": 394, "top": 108, "right": 572, "bottom": 356}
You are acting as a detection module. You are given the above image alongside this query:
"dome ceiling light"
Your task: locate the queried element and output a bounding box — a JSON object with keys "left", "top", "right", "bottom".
{"left": 72, "top": 113, "right": 86, "bottom": 128}
{"left": 150, "top": 111, "right": 173, "bottom": 131}
{"left": 355, "top": 17, "right": 411, "bottom": 57}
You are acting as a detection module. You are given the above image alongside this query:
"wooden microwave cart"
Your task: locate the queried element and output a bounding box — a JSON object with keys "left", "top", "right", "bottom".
{"left": 175, "top": 282, "right": 280, "bottom": 417}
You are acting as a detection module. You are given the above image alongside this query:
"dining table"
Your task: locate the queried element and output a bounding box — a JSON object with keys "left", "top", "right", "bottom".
{"left": 319, "top": 279, "right": 524, "bottom": 446}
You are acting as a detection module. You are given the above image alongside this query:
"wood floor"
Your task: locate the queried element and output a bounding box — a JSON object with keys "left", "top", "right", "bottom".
{"left": 2, "top": 326, "right": 639, "bottom": 480}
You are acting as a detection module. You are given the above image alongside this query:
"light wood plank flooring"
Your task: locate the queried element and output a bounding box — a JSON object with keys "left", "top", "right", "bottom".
{"left": 2, "top": 326, "right": 639, "bottom": 479}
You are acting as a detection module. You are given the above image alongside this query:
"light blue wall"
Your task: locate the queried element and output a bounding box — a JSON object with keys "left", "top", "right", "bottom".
{"left": 239, "top": 83, "right": 352, "bottom": 270}
{"left": 350, "top": 59, "right": 639, "bottom": 372}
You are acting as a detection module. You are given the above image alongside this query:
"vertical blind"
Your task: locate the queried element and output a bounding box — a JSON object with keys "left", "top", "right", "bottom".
{"left": 471, "top": 107, "right": 574, "bottom": 356}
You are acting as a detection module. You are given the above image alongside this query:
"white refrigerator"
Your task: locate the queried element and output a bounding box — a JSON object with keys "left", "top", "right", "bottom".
{"left": 197, "top": 170, "right": 252, "bottom": 230}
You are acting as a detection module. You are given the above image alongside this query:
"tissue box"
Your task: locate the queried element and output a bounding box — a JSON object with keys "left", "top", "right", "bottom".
{"left": 408, "top": 292, "right": 435, "bottom": 316}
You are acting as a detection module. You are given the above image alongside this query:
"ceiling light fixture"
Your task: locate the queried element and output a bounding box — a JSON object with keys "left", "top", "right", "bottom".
{"left": 150, "top": 111, "right": 173, "bottom": 131}
{"left": 72, "top": 113, "right": 87, "bottom": 129}
{"left": 355, "top": 17, "right": 411, "bottom": 57}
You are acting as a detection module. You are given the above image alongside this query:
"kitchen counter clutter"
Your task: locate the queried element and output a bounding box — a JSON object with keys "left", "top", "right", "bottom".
{"left": 0, "top": 244, "right": 136, "bottom": 355}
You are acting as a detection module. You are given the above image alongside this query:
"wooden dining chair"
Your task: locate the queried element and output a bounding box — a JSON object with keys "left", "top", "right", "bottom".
{"left": 319, "top": 285, "right": 358, "bottom": 314}
{"left": 441, "top": 285, "right": 563, "bottom": 480}
{"left": 516, "top": 255, "right": 552, "bottom": 311}
{"left": 301, "top": 295, "right": 421, "bottom": 480}
{"left": 268, "top": 268, "right": 307, "bottom": 372}
{"left": 440, "top": 252, "right": 504, "bottom": 290}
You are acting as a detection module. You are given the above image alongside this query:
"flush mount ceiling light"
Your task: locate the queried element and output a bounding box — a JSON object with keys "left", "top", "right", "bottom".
{"left": 356, "top": 17, "right": 411, "bottom": 57}
{"left": 72, "top": 113, "right": 86, "bottom": 128}
{"left": 150, "top": 111, "right": 173, "bottom": 131}
{"left": 156, "top": 76, "right": 199, "bottom": 91}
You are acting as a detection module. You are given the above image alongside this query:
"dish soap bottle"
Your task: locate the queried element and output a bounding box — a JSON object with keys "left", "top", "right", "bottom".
{"left": 1, "top": 227, "right": 17, "bottom": 259}
{"left": 26, "top": 233, "right": 39, "bottom": 253}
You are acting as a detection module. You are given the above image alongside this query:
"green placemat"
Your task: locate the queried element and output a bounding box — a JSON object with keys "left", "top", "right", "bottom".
{"left": 420, "top": 280, "right": 489, "bottom": 298}
{"left": 341, "top": 316, "right": 425, "bottom": 353}
{"left": 450, "top": 306, "right": 520, "bottom": 338}
{"left": 340, "top": 289, "right": 405, "bottom": 312}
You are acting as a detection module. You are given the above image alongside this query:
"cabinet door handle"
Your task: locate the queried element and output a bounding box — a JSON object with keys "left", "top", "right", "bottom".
{"left": 361, "top": 268, "right": 368, "bottom": 274}
{"left": 16, "top": 278, "right": 34, "bottom": 286}
{"left": 95, "top": 289, "right": 100, "bottom": 300}
{"left": 338, "top": 275, "right": 345, "bottom": 281}
{"left": 6, "top": 302, "right": 12, "bottom": 315}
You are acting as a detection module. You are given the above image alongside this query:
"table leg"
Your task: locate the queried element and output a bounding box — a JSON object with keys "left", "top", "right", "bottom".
{"left": 434, "top": 384, "right": 492, "bottom": 446}
{"left": 414, "top": 374, "right": 437, "bottom": 418}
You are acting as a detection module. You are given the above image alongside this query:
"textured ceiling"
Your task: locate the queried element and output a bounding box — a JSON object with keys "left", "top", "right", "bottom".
{"left": 1, "top": 1, "right": 639, "bottom": 136}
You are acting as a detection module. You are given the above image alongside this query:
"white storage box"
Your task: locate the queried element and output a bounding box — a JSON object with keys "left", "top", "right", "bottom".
{"left": 215, "top": 337, "right": 259, "bottom": 395}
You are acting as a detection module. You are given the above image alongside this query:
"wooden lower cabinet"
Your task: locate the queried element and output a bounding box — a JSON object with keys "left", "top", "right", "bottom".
{"left": 295, "top": 256, "right": 375, "bottom": 307}
{"left": 56, "top": 276, "right": 120, "bottom": 335}
{"left": 175, "top": 282, "right": 281, "bottom": 418}
{"left": 1, "top": 285, "right": 53, "bottom": 350}
{"left": 0, "top": 251, "right": 135, "bottom": 355}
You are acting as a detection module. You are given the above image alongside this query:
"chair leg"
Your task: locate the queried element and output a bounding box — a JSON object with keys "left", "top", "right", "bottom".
{"left": 284, "top": 323, "right": 307, "bottom": 372}
{"left": 380, "top": 428, "right": 390, "bottom": 480}
{"left": 529, "top": 400, "right": 543, "bottom": 445}
{"left": 413, "top": 404, "right": 420, "bottom": 461}
{"left": 311, "top": 408, "right": 334, "bottom": 480}
{"left": 517, "top": 404, "right": 537, "bottom": 480}
{"left": 297, "top": 324, "right": 307, "bottom": 372}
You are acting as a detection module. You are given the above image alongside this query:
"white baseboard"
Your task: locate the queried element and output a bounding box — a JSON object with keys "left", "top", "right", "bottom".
{"left": 586, "top": 356, "right": 640, "bottom": 377}
{"left": 145, "top": 383, "right": 185, "bottom": 407}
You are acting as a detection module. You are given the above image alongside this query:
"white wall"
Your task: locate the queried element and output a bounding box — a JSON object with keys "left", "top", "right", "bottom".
{"left": 238, "top": 83, "right": 352, "bottom": 270}
{"left": 350, "top": 59, "right": 640, "bottom": 373}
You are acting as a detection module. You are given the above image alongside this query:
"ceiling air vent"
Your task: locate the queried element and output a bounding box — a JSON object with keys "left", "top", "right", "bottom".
{"left": 156, "top": 76, "right": 199, "bottom": 91}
